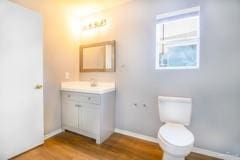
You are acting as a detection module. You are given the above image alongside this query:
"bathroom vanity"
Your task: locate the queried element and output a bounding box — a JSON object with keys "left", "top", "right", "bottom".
{"left": 61, "top": 81, "right": 116, "bottom": 144}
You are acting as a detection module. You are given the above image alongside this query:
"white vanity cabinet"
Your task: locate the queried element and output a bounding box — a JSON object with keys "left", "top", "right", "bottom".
{"left": 61, "top": 84, "right": 115, "bottom": 144}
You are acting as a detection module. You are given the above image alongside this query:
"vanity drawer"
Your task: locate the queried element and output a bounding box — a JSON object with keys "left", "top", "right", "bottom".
{"left": 62, "top": 91, "right": 101, "bottom": 105}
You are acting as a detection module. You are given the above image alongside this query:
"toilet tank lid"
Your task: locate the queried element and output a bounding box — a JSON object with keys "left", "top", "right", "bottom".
{"left": 158, "top": 123, "right": 194, "bottom": 147}
{"left": 158, "top": 96, "right": 192, "bottom": 103}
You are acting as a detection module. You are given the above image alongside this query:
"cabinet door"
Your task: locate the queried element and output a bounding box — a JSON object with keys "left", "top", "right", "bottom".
{"left": 62, "top": 101, "right": 79, "bottom": 128}
{"left": 79, "top": 104, "right": 99, "bottom": 135}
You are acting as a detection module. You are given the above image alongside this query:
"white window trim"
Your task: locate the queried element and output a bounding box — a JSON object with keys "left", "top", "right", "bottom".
{"left": 156, "top": 6, "right": 200, "bottom": 20}
{"left": 155, "top": 6, "right": 200, "bottom": 70}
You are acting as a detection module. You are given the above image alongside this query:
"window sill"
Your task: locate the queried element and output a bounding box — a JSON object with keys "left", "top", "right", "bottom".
{"left": 155, "top": 66, "right": 199, "bottom": 70}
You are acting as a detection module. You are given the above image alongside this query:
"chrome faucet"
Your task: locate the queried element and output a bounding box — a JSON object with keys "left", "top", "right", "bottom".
{"left": 90, "top": 78, "right": 97, "bottom": 87}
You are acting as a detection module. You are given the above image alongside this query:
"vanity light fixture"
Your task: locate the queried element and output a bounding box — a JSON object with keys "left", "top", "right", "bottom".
{"left": 82, "top": 18, "right": 107, "bottom": 31}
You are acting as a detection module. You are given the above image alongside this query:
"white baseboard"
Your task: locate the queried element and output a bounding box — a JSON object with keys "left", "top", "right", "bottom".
{"left": 44, "top": 128, "right": 63, "bottom": 140}
{"left": 193, "top": 147, "right": 240, "bottom": 160}
{"left": 114, "top": 128, "right": 158, "bottom": 143}
{"left": 114, "top": 128, "right": 240, "bottom": 160}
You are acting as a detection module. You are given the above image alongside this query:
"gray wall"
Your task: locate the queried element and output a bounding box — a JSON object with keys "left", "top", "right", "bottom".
{"left": 79, "top": 0, "right": 240, "bottom": 156}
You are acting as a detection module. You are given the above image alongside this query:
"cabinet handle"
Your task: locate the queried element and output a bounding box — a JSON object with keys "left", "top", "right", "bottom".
{"left": 88, "top": 97, "right": 91, "bottom": 100}
{"left": 75, "top": 104, "right": 81, "bottom": 107}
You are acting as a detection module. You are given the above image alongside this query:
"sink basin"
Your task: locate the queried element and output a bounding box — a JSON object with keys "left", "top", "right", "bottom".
{"left": 61, "top": 81, "right": 115, "bottom": 94}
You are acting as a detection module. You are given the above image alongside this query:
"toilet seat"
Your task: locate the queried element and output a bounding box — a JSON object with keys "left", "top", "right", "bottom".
{"left": 158, "top": 123, "right": 194, "bottom": 147}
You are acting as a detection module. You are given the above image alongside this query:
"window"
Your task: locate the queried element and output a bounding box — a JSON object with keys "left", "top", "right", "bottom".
{"left": 156, "top": 7, "right": 200, "bottom": 69}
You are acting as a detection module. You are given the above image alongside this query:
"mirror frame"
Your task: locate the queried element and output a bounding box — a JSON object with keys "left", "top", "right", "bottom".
{"left": 80, "top": 40, "right": 116, "bottom": 72}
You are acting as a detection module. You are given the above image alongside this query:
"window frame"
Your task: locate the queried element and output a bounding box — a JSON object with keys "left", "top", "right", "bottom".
{"left": 155, "top": 7, "right": 200, "bottom": 70}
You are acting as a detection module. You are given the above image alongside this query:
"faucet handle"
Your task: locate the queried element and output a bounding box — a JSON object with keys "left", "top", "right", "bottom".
{"left": 90, "top": 79, "right": 97, "bottom": 87}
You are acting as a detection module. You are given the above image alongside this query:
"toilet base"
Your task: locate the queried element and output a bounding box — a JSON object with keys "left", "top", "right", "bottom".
{"left": 163, "top": 152, "right": 185, "bottom": 160}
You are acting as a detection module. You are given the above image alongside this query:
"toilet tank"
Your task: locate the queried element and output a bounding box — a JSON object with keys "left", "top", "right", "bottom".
{"left": 158, "top": 96, "right": 192, "bottom": 126}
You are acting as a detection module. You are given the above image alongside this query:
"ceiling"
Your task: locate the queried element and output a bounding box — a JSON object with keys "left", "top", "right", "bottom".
{"left": 10, "top": 0, "right": 134, "bottom": 16}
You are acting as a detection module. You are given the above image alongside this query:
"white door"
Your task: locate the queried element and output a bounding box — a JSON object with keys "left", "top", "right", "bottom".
{"left": 62, "top": 101, "right": 79, "bottom": 128}
{"left": 0, "top": 1, "right": 43, "bottom": 159}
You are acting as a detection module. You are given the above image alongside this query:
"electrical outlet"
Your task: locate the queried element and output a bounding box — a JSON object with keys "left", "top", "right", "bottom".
{"left": 65, "top": 72, "right": 70, "bottom": 80}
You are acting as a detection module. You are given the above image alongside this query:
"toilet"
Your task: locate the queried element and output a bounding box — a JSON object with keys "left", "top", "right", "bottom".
{"left": 158, "top": 96, "right": 194, "bottom": 160}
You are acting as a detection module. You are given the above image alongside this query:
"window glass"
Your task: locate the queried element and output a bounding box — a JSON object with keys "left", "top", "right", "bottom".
{"left": 156, "top": 7, "right": 200, "bottom": 69}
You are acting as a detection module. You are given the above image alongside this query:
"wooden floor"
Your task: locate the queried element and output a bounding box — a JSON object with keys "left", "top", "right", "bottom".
{"left": 12, "top": 131, "right": 222, "bottom": 160}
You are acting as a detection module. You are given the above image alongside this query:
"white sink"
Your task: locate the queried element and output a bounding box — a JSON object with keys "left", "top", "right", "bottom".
{"left": 61, "top": 81, "right": 115, "bottom": 94}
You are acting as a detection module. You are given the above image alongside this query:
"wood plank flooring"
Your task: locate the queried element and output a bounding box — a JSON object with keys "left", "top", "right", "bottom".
{"left": 12, "top": 131, "right": 222, "bottom": 160}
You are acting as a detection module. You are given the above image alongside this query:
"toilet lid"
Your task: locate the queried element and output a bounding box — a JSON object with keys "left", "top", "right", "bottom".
{"left": 158, "top": 123, "right": 194, "bottom": 147}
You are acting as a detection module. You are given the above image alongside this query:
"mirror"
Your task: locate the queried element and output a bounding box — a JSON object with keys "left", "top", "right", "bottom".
{"left": 80, "top": 41, "right": 116, "bottom": 72}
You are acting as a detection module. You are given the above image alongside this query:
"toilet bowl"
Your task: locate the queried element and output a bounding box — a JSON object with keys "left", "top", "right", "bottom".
{"left": 158, "top": 123, "right": 194, "bottom": 160}
{"left": 158, "top": 96, "right": 194, "bottom": 160}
